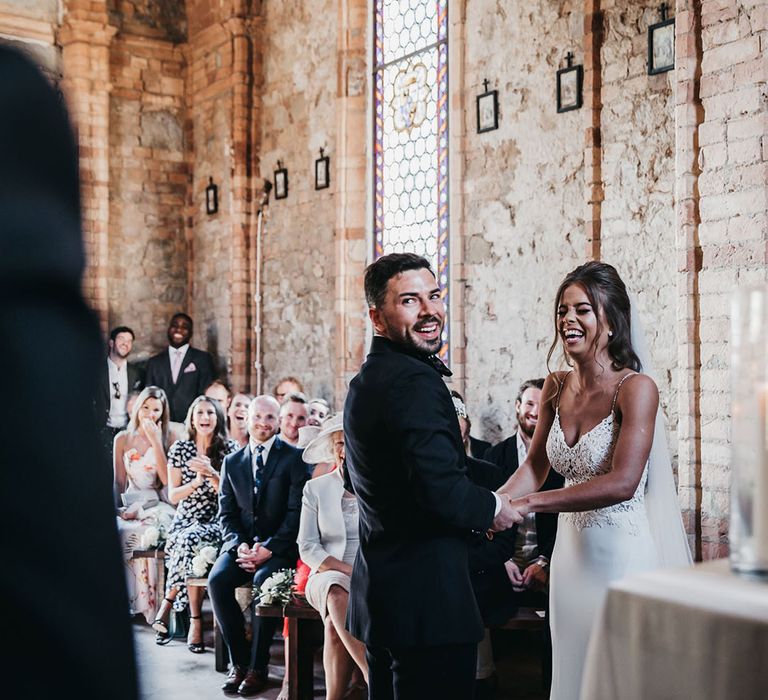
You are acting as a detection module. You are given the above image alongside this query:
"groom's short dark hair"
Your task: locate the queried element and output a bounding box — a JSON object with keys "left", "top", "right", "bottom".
{"left": 364, "top": 253, "right": 434, "bottom": 309}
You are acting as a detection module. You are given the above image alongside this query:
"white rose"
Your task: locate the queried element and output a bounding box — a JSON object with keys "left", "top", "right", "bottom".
{"left": 200, "top": 545, "right": 218, "bottom": 564}
{"left": 140, "top": 526, "right": 160, "bottom": 549}
{"left": 191, "top": 555, "right": 208, "bottom": 577}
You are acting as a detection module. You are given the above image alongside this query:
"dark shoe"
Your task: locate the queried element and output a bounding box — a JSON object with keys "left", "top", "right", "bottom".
{"left": 221, "top": 665, "right": 246, "bottom": 694}
{"left": 238, "top": 669, "right": 268, "bottom": 696}
{"left": 155, "top": 630, "right": 171, "bottom": 646}
{"left": 187, "top": 615, "right": 205, "bottom": 653}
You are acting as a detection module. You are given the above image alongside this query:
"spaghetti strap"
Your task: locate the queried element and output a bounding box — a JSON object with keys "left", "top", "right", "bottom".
{"left": 611, "top": 372, "right": 638, "bottom": 411}
{"left": 555, "top": 371, "right": 572, "bottom": 409}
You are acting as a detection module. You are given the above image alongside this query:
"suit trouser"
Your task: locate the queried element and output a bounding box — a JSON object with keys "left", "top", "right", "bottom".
{"left": 208, "top": 551, "right": 291, "bottom": 671}
{"left": 366, "top": 641, "right": 477, "bottom": 700}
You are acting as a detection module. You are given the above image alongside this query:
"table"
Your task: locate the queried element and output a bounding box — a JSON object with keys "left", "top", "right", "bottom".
{"left": 581, "top": 559, "right": 768, "bottom": 700}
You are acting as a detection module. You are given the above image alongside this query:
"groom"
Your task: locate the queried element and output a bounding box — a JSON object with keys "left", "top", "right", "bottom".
{"left": 344, "top": 253, "right": 523, "bottom": 699}
{"left": 208, "top": 395, "right": 307, "bottom": 696}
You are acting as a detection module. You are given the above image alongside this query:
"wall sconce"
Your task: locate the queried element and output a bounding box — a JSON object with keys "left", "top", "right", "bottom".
{"left": 556, "top": 51, "right": 583, "bottom": 113}
{"left": 205, "top": 177, "right": 218, "bottom": 215}
{"left": 648, "top": 3, "right": 675, "bottom": 75}
{"left": 476, "top": 79, "right": 499, "bottom": 134}
{"left": 315, "top": 148, "right": 330, "bottom": 190}
{"left": 274, "top": 161, "right": 288, "bottom": 200}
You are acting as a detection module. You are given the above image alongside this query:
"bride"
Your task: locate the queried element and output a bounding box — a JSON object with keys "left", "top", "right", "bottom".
{"left": 499, "top": 261, "right": 691, "bottom": 700}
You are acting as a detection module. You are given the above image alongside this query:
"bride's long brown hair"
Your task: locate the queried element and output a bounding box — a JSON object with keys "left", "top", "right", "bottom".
{"left": 546, "top": 261, "right": 642, "bottom": 375}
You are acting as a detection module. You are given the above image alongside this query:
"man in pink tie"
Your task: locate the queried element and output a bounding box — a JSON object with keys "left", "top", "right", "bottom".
{"left": 145, "top": 312, "right": 215, "bottom": 422}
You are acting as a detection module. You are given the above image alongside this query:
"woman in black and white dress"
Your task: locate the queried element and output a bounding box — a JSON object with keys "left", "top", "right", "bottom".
{"left": 152, "top": 395, "right": 238, "bottom": 652}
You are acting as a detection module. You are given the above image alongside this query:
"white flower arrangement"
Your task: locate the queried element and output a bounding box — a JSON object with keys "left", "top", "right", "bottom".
{"left": 140, "top": 526, "right": 161, "bottom": 550}
{"left": 190, "top": 541, "right": 220, "bottom": 578}
{"left": 254, "top": 568, "right": 296, "bottom": 606}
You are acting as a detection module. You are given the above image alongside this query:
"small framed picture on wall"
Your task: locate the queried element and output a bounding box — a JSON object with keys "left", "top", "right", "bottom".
{"left": 315, "top": 148, "right": 330, "bottom": 190}
{"left": 274, "top": 162, "right": 288, "bottom": 200}
{"left": 476, "top": 82, "right": 499, "bottom": 134}
{"left": 648, "top": 14, "right": 675, "bottom": 74}
{"left": 557, "top": 63, "right": 583, "bottom": 113}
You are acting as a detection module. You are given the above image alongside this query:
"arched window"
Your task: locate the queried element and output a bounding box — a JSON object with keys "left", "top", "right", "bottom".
{"left": 373, "top": 0, "right": 450, "bottom": 360}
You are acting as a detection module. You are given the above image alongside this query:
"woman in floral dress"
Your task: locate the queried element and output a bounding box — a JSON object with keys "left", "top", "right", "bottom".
{"left": 114, "top": 386, "right": 176, "bottom": 623}
{"left": 152, "top": 395, "right": 238, "bottom": 652}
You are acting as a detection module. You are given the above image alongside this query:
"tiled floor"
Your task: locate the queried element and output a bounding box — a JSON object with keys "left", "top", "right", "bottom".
{"left": 133, "top": 610, "right": 548, "bottom": 700}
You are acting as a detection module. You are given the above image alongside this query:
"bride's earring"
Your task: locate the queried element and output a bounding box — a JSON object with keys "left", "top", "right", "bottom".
{"left": 608, "top": 330, "right": 613, "bottom": 337}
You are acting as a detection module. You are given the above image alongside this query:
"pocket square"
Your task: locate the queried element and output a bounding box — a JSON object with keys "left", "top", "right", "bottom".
{"left": 184, "top": 362, "right": 197, "bottom": 373}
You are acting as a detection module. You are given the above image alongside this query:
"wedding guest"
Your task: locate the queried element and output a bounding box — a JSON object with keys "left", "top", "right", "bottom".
{"left": 113, "top": 386, "right": 176, "bottom": 623}
{"left": 152, "top": 396, "right": 238, "bottom": 652}
{"left": 450, "top": 389, "right": 491, "bottom": 458}
{"left": 307, "top": 397, "right": 331, "bottom": 427}
{"left": 145, "top": 313, "right": 215, "bottom": 422}
{"left": 227, "top": 392, "right": 253, "bottom": 448}
{"left": 95, "top": 325, "right": 144, "bottom": 470}
{"left": 278, "top": 392, "right": 308, "bottom": 446}
{"left": 273, "top": 375, "right": 304, "bottom": 403}
{"left": 205, "top": 379, "right": 233, "bottom": 413}
{"left": 298, "top": 413, "right": 368, "bottom": 700}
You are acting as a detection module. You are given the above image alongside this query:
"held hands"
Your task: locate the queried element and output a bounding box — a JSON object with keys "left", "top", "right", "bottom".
{"left": 490, "top": 493, "right": 528, "bottom": 532}
{"left": 505, "top": 560, "right": 549, "bottom": 592}
{"left": 235, "top": 542, "right": 273, "bottom": 572}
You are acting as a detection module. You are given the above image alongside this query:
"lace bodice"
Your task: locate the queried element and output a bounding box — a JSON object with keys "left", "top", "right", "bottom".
{"left": 546, "top": 407, "right": 648, "bottom": 534}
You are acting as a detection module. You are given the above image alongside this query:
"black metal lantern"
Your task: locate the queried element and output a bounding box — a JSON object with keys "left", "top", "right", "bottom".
{"left": 274, "top": 161, "right": 288, "bottom": 200}
{"left": 205, "top": 177, "right": 218, "bottom": 215}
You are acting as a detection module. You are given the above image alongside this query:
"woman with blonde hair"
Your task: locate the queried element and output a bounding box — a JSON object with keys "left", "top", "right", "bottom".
{"left": 113, "top": 385, "right": 176, "bottom": 623}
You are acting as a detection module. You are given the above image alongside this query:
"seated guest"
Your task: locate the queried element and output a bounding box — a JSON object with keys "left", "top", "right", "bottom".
{"left": 450, "top": 389, "right": 491, "bottom": 458}
{"left": 298, "top": 414, "right": 368, "bottom": 699}
{"left": 278, "top": 392, "right": 308, "bottom": 447}
{"left": 227, "top": 392, "right": 253, "bottom": 448}
{"left": 273, "top": 375, "right": 304, "bottom": 403}
{"left": 205, "top": 379, "right": 233, "bottom": 414}
{"left": 152, "top": 396, "right": 239, "bottom": 652}
{"left": 113, "top": 386, "right": 176, "bottom": 623}
{"left": 208, "top": 395, "right": 307, "bottom": 696}
{"left": 307, "top": 397, "right": 331, "bottom": 426}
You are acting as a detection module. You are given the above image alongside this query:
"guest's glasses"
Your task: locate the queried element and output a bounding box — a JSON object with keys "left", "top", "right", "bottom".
{"left": 112, "top": 381, "right": 121, "bottom": 400}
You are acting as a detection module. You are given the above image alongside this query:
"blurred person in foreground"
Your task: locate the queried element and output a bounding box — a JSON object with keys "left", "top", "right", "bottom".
{"left": 0, "top": 46, "right": 137, "bottom": 698}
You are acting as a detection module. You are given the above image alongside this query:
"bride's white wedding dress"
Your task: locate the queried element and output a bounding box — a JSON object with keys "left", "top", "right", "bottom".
{"left": 546, "top": 373, "right": 658, "bottom": 700}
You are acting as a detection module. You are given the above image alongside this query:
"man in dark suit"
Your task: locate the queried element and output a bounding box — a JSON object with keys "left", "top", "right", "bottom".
{"left": 0, "top": 45, "right": 137, "bottom": 698}
{"left": 208, "top": 395, "right": 307, "bottom": 696}
{"left": 484, "top": 379, "right": 564, "bottom": 593}
{"left": 145, "top": 312, "right": 215, "bottom": 422}
{"left": 95, "top": 325, "right": 144, "bottom": 471}
{"left": 344, "top": 253, "right": 522, "bottom": 699}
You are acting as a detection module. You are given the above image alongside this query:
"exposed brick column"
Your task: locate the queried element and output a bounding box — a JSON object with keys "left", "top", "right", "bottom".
{"left": 693, "top": 0, "right": 768, "bottom": 560}
{"left": 225, "top": 12, "right": 262, "bottom": 393}
{"left": 675, "top": 0, "right": 704, "bottom": 560}
{"left": 334, "top": 0, "right": 368, "bottom": 401}
{"left": 584, "top": 0, "right": 603, "bottom": 260}
{"left": 59, "top": 0, "right": 116, "bottom": 327}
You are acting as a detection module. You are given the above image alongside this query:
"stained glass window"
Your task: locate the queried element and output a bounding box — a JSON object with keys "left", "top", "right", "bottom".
{"left": 373, "top": 0, "right": 450, "bottom": 361}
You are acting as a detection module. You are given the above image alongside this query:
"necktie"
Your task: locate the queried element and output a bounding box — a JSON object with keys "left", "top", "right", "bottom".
{"left": 253, "top": 445, "right": 265, "bottom": 495}
{"left": 171, "top": 349, "right": 183, "bottom": 383}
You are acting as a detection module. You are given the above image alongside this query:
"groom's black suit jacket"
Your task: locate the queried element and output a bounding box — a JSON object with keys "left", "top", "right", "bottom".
{"left": 218, "top": 437, "right": 307, "bottom": 560}
{"left": 344, "top": 336, "right": 497, "bottom": 647}
{"left": 145, "top": 345, "right": 214, "bottom": 422}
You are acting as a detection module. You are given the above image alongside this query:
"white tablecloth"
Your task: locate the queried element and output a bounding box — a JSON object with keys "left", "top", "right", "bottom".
{"left": 581, "top": 559, "right": 768, "bottom": 700}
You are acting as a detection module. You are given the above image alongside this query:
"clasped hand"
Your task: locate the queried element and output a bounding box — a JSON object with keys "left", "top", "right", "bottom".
{"left": 505, "top": 560, "right": 548, "bottom": 592}
{"left": 236, "top": 542, "right": 272, "bottom": 572}
{"left": 490, "top": 493, "right": 528, "bottom": 532}
{"left": 188, "top": 455, "right": 215, "bottom": 485}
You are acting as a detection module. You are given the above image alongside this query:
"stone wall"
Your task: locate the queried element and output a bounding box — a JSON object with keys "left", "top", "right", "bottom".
{"left": 258, "top": 0, "right": 338, "bottom": 406}
{"left": 599, "top": 1, "right": 678, "bottom": 463}
{"left": 461, "top": 0, "right": 585, "bottom": 441}
{"left": 0, "top": 0, "right": 60, "bottom": 80}
{"left": 108, "top": 31, "right": 189, "bottom": 355}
